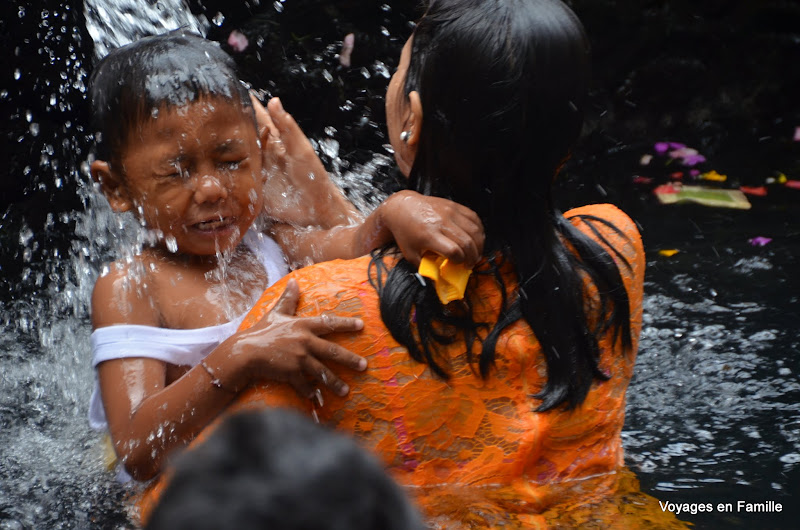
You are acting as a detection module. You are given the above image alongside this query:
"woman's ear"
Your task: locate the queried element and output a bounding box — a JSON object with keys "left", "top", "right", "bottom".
{"left": 395, "top": 91, "right": 424, "bottom": 176}
{"left": 90, "top": 160, "right": 133, "bottom": 212}
{"left": 405, "top": 91, "right": 423, "bottom": 148}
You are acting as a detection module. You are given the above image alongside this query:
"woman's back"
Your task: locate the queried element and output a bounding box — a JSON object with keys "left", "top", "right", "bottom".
{"left": 223, "top": 204, "right": 644, "bottom": 515}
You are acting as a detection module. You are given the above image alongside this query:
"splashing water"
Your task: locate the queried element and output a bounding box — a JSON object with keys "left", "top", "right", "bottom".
{"left": 2, "top": 1, "right": 798, "bottom": 529}
{"left": 84, "top": 0, "right": 208, "bottom": 60}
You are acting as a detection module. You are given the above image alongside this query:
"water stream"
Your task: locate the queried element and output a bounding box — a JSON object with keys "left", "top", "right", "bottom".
{"left": 1, "top": 1, "right": 798, "bottom": 528}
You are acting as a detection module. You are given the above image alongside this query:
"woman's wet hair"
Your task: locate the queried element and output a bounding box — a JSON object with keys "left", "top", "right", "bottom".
{"left": 88, "top": 30, "right": 253, "bottom": 167}
{"left": 372, "top": 0, "right": 633, "bottom": 410}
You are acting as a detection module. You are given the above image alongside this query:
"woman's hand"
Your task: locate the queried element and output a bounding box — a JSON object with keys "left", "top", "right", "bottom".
{"left": 211, "top": 278, "right": 367, "bottom": 399}
{"left": 377, "top": 190, "right": 486, "bottom": 268}
{"left": 252, "top": 94, "right": 360, "bottom": 228}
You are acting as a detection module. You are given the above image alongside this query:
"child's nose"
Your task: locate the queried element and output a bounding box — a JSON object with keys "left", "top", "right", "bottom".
{"left": 193, "top": 174, "right": 228, "bottom": 203}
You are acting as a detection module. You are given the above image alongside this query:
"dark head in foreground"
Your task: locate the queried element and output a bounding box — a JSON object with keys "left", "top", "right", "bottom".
{"left": 373, "top": 0, "right": 633, "bottom": 410}
{"left": 145, "top": 409, "right": 425, "bottom": 530}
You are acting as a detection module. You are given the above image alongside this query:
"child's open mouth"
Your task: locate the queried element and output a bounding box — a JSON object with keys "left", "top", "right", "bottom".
{"left": 192, "top": 217, "right": 235, "bottom": 232}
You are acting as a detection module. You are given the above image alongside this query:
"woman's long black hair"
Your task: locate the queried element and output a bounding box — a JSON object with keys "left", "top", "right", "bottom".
{"left": 370, "top": 0, "right": 633, "bottom": 411}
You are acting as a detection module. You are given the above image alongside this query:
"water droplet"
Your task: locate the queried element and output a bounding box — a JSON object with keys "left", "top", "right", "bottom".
{"left": 14, "top": 69, "right": 21, "bottom": 80}
{"left": 381, "top": 4, "right": 391, "bottom": 12}
{"left": 165, "top": 235, "right": 178, "bottom": 253}
{"left": 50, "top": 94, "right": 57, "bottom": 106}
{"left": 29, "top": 123, "right": 40, "bottom": 137}
{"left": 273, "top": 1, "right": 284, "bottom": 13}
{"left": 212, "top": 12, "right": 224, "bottom": 26}
{"left": 322, "top": 69, "right": 333, "bottom": 83}
{"left": 25, "top": 110, "right": 32, "bottom": 122}
{"left": 324, "top": 126, "right": 337, "bottom": 137}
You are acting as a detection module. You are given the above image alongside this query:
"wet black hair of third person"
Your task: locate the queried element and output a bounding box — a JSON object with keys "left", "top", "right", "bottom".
{"left": 145, "top": 409, "right": 425, "bottom": 530}
{"left": 370, "top": 0, "right": 633, "bottom": 411}
{"left": 88, "top": 31, "right": 253, "bottom": 168}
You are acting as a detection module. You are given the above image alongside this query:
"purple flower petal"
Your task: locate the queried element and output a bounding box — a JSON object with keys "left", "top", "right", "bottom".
{"left": 682, "top": 154, "right": 706, "bottom": 166}
{"left": 669, "top": 142, "right": 687, "bottom": 149}
{"left": 748, "top": 237, "right": 772, "bottom": 247}
{"left": 654, "top": 142, "right": 669, "bottom": 154}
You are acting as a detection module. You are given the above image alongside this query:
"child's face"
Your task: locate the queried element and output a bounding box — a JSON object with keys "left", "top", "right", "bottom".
{"left": 115, "top": 98, "right": 265, "bottom": 256}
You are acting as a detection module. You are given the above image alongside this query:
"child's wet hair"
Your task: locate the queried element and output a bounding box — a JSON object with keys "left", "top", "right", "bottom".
{"left": 88, "top": 30, "right": 253, "bottom": 167}
{"left": 145, "top": 409, "right": 425, "bottom": 530}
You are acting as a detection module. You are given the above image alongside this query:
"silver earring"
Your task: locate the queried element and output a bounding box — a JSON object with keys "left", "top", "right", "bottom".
{"left": 400, "top": 130, "right": 410, "bottom": 142}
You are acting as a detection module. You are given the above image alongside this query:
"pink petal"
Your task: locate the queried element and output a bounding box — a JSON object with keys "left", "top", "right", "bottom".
{"left": 339, "top": 33, "right": 355, "bottom": 67}
{"left": 668, "top": 147, "right": 699, "bottom": 159}
{"left": 748, "top": 237, "right": 772, "bottom": 247}
{"left": 227, "top": 30, "right": 248, "bottom": 52}
{"left": 682, "top": 154, "right": 706, "bottom": 166}
{"left": 794, "top": 126, "right": 800, "bottom": 142}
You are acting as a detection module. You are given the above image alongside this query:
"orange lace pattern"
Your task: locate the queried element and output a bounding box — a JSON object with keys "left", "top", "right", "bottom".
{"left": 138, "top": 204, "right": 687, "bottom": 528}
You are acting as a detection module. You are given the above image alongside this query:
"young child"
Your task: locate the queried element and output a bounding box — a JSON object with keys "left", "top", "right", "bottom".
{"left": 87, "top": 31, "right": 484, "bottom": 482}
{"left": 144, "top": 409, "right": 425, "bottom": 530}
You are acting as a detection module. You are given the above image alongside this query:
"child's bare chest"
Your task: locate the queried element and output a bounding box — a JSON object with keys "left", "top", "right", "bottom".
{"left": 148, "top": 249, "right": 269, "bottom": 329}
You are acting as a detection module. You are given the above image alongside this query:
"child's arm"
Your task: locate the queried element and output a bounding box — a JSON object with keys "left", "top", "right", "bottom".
{"left": 273, "top": 189, "right": 485, "bottom": 268}
{"left": 93, "top": 273, "right": 365, "bottom": 481}
{"left": 256, "top": 97, "right": 485, "bottom": 268}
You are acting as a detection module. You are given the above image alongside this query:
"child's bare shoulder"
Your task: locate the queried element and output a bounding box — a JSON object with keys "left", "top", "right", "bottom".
{"left": 92, "top": 255, "right": 160, "bottom": 328}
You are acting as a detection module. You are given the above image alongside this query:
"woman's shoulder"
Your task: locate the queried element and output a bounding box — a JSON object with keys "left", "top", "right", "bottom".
{"left": 564, "top": 203, "right": 637, "bottom": 234}
{"left": 563, "top": 204, "right": 642, "bottom": 253}
{"left": 241, "top": 256, "right": 375, "bottom": 330}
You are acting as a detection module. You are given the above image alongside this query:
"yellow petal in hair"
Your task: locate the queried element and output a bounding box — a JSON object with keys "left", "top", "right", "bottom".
{"left": 418, "top": 253, "right": 472, "bottom": 304}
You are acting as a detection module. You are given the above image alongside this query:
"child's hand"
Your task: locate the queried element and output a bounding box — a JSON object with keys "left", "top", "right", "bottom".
{"left": 253, "top": 95, "right": 359, "bottom": 227}
{"left": 227, "top": 278, "right": 367, "bottom": 399}
{"left": 379, "top": 190, "right": 485, "bottom": 268}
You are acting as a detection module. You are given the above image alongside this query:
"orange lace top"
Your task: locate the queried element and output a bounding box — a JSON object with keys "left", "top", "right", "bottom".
{"left": 139, "top": 204, "right": 686, "bottom": 527}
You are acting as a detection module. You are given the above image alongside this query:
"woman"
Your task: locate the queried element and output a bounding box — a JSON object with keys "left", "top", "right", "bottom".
{"left": 141, "top": 1, "right": 683, "bottom": 527}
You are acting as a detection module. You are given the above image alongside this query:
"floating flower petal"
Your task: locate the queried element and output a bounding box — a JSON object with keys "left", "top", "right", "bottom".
{"left": 748, "top": 237, "right": 772, "bottom": 247}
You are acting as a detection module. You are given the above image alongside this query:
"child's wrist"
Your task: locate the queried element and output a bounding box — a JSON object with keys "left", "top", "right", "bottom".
{"left": 199, "top": 359, "right": 236, "bottom": 394}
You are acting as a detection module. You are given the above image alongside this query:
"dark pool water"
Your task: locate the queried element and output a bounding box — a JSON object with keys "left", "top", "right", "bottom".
{"left": 1, "top": 1, "right": 798, "bottom": 528}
